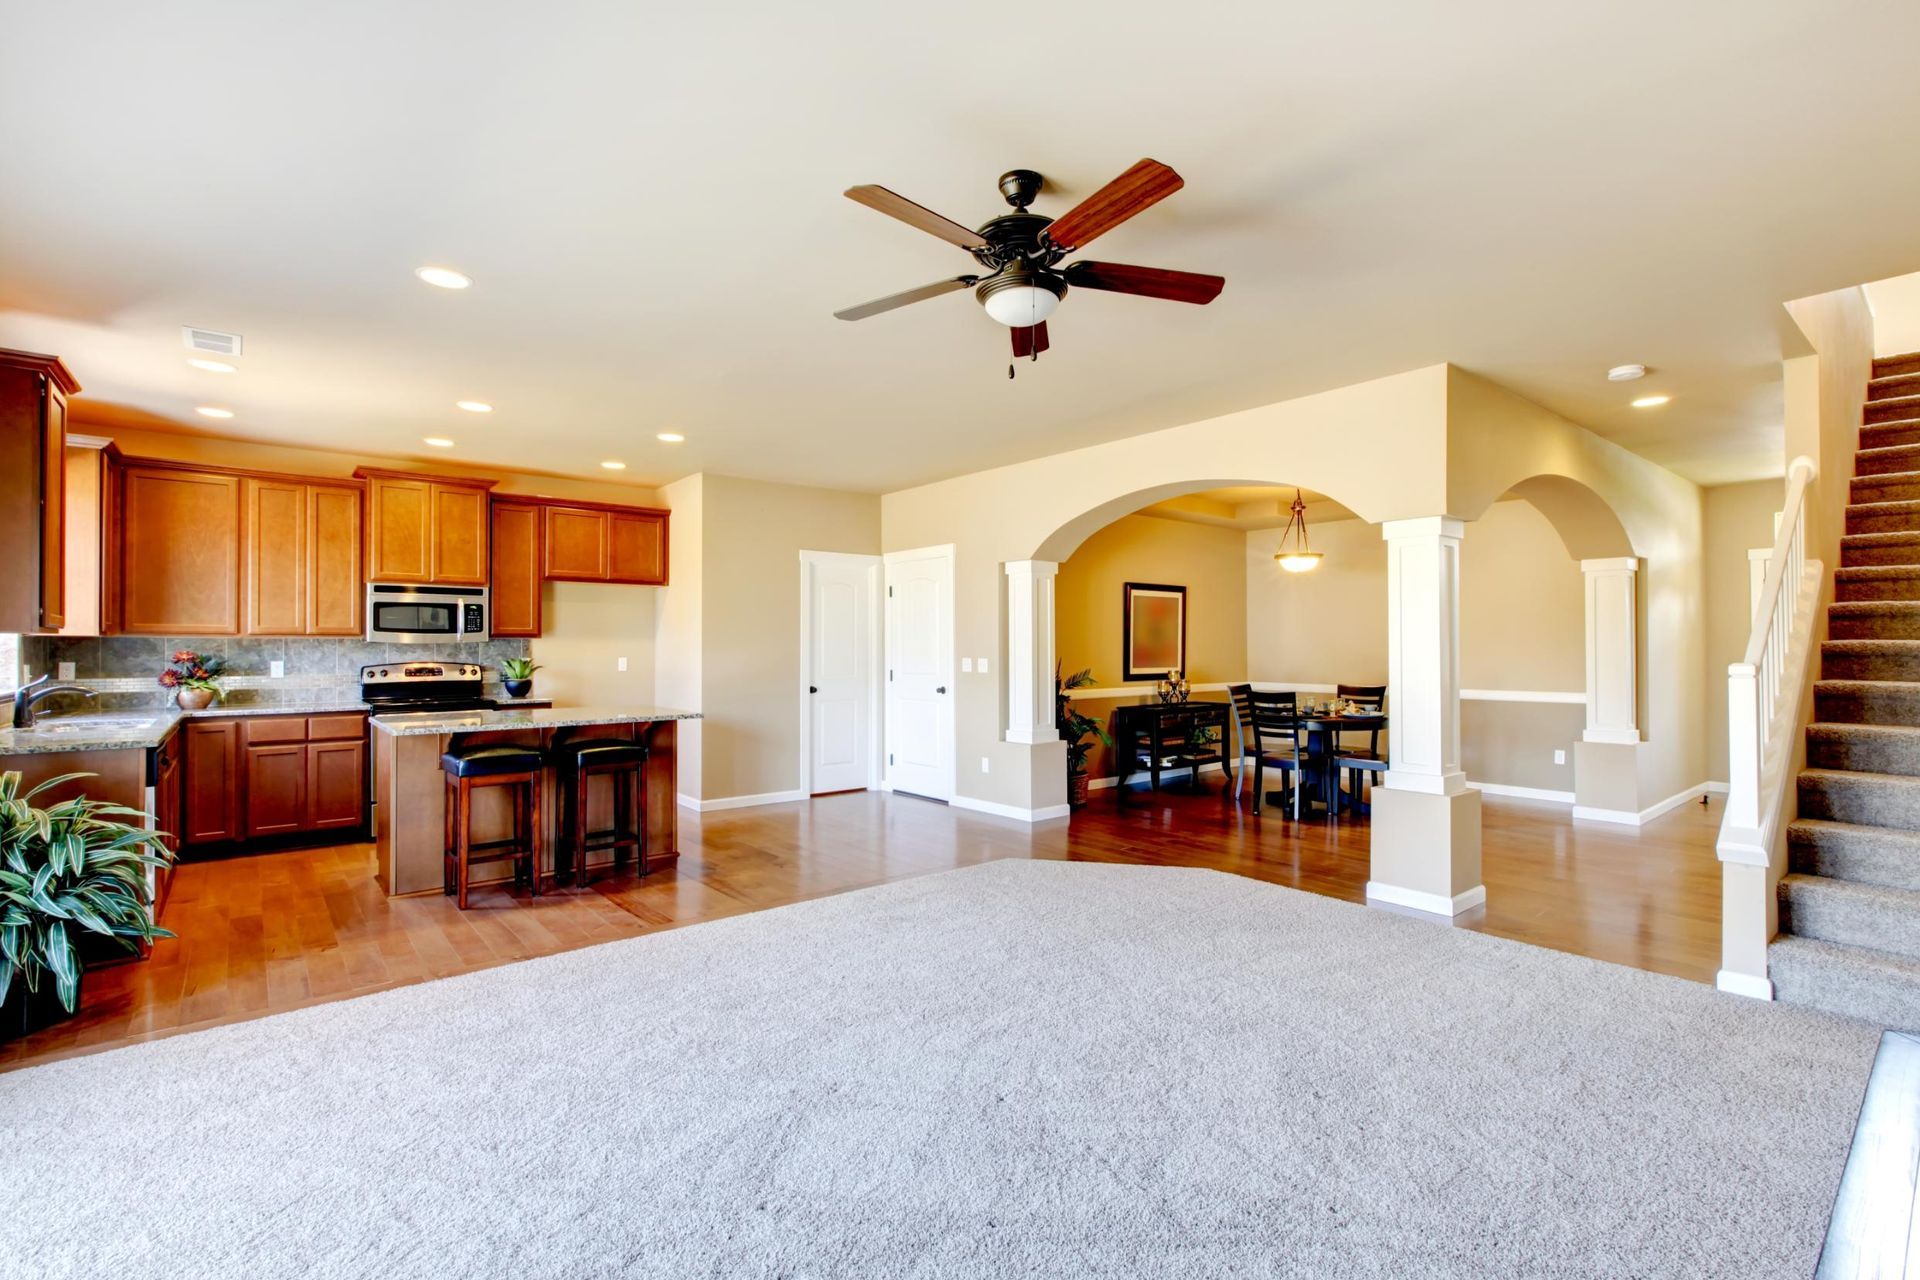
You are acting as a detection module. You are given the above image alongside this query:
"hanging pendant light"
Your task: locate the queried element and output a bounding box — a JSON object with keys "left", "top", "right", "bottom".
{"left": 1274, "top": 488, "right": 1324, "bottom": 573}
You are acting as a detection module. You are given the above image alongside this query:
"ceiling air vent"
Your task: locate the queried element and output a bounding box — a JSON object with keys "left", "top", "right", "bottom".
{"left": 181, "top": 326, "right": 243, "bottom": 357}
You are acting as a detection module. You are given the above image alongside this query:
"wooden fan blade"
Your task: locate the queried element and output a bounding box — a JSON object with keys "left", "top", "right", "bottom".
{"left": 1043, "top": 159, "right": 1184, "bottom": 250}
{"left": 1063, "top": 261, "right": 1224, "bottom": 305}
{"left": 833, "top": 276, "right": 979, "bottom": 321}
{"left": 1011, "top": 322, "right": 1050, "bottom": 358}
{"left": 845, "top": 185, "right": 990, "bottom": 250}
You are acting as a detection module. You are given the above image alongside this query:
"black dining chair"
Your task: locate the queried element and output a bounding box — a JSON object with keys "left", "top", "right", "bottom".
{"left": 1228, "top": 684, "right": 1257, "bottom": 800}
{"left": 1248, "top": 689, "right": 1320, "bottom": 818}
{"left": 1331, "top": 684, "right": 1388, "bottom": 818}
{"left": 1336, "top": 683, "right": 1386, "bottom": 711}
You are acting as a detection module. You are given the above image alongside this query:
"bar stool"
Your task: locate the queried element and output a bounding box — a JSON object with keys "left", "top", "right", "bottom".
{"left": 442, "top": 743, "right": 545, "bottom": 909}
{"left": 555, "top": 737, "right": 648, "bottom": 887}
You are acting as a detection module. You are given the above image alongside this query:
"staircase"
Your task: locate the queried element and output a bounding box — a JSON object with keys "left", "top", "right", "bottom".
{"left": 1769, "top": 351, "right": 1920, "bottom": 1028}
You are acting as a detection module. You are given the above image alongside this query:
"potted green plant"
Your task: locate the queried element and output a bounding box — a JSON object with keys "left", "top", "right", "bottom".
{"left": 0, "top": 771, "right": 175, "bottom": 1041}
{"left": 158, "top": 649, "right": 225, "bottom": 711}
{"left": 1056, "top": 665, "right": 1113, "bottom": 809}
{"left": 499, "top": 657, "right": 542, "bottom": 700}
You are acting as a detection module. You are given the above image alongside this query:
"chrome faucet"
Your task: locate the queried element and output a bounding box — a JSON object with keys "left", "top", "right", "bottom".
{"left": 11, "top": 673, "right": 99, "bottom": 729}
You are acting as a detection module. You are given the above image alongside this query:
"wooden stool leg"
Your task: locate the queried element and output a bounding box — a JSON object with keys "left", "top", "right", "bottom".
{"left": 456, "top": 777, "right": 473, "bottom": 910}
{"left": 443, "top": 773, "right": 456, "bottom": 895}
{"left": 634, "top": 763, "right": 648, "bottom": 873}
{"left": 527, "top": 770, "right": 543, "bottom": 896}
{"left": 612, "top": 766, "right": 631, "bottom": 872}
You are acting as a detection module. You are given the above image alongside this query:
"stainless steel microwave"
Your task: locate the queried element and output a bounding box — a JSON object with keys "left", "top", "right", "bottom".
{"left": 365, "top": 585, "right": 490, "bottom": 644}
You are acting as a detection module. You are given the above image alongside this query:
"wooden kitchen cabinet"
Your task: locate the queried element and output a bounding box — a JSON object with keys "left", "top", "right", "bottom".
{"left": 150, "top": 727, "right": 183, "bottom": 917}
{"left": 183, "top": 720, "right": 240, "bottom": 846}
{"left": 356, "top": 468, "right": 495, "bottom": 586}
{"left": 490, "top": 500, "right": 544, "bottom": 637}
{"left": 0, "top": 348, "right": 78, "bottom": 632}
{"left": 542, "top": 502, "right": 668, "bottom": 585}
{"left": 117, "top": 464, "right": 243, "bottom": 635}
{"left": 306, "top": 738, "right": 367, "bottom": 832}
{"left": 243, "top": 741, "right": 308, "bottom": 838}
{"left": 241, "top": 477, "right": 363, "bottom": 636}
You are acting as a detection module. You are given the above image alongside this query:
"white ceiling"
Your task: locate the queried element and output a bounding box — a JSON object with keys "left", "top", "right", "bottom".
{"left": 4, "top": 2, "right": 1920, "bottom": 492}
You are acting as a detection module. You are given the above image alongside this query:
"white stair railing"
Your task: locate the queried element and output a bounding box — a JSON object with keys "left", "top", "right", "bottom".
{"left": 1717, "top": 455, "right": 1820, "bottom": 998}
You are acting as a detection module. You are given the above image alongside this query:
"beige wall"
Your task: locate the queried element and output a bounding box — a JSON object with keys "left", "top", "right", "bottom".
{"left": 695, "top": 475, "right": 881, "bottom": 802}
{"left": 1865, "top": 270, "right": 1920, "bottom": 359}
{"left": 1702, "top": 480, "right": 1785, "bottom": 782}
{"left": 530, "top": 582, "right": 656, "bottom": 708}
{"left": 58, "top": 444, "right": 103, "bottom": 637}
{"left": 1056, "top": 513, "right": 1247, "bottom": 688}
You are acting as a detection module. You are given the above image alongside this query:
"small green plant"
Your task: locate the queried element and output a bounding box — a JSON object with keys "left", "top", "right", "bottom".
{"left": 1056, "top": 665, "right": 1113, "bottom": 777}
{"left": 0, "top": 772, "right": 174, "bottom": 1012}
{"left": 500, "top": 658, "right": 542, "bottom": 681}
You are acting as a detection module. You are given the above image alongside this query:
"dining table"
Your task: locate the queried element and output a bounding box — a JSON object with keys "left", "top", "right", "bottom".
{"left": 1252, "top": 708, "right": 1388, "bottom": 820}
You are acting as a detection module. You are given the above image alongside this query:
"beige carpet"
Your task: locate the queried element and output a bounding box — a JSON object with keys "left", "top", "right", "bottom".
{"left": 0, "top": 860, "right": 1880, "bottom": 1277}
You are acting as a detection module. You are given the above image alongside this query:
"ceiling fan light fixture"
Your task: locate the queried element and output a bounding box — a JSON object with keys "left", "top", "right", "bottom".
{"left": 976, "top": 270, "right": 1065, "bottom": 328}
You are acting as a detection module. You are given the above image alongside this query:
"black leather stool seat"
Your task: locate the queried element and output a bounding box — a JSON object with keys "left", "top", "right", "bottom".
{"left": 555, "top": 739, "right": 649, "bottom": 768}
{"left": 441, "top": 744, "right": 544, "bottom": 778}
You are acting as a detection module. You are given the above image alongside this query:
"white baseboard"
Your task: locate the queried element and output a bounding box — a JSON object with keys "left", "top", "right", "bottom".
{"left": 677, "top": 789, "right": 807, "bottom": 812}
{"left": 1574, "top": 782, "right": 1723, "bottom": 827}
{"left": 1716, "top": 969, "right": 1774, "bottom": 1001}
{"left": 950, "top": 795, "right": 1072, "bottom": 823}
{"left": 1364, "top": 881, "right": 1488, "bottom": 917}
{"left": 1087, "top": 762, "right": 1230, "bottom": 792}
{"left": 1467, "top": 781, "right": 1575, "bottom": 804}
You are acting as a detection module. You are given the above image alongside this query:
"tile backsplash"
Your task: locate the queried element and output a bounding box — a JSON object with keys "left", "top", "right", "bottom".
{"left": 19, "top": 634, "right": 532, "bottom": 711}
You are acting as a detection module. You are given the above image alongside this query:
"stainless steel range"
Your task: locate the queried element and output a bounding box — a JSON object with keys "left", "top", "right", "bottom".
{"left": 358, "top": 662, "right": 498, "bottom": 715}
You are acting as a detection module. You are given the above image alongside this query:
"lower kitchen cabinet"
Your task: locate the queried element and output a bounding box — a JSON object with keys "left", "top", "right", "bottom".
{"left": 150, "top": 727, "right": 183, "bottom": 917}
{"left": 186, "top": 714, "right": 367, "bottom": 849}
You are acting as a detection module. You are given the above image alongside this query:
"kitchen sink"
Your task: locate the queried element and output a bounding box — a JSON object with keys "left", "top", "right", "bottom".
{"left": 15, "top": 717, "right": 162, "bottom": 736}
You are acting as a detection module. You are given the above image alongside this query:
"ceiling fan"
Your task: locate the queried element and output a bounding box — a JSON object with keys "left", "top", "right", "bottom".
{"left": 833, "top": 159, "right": 1224, "bottom": 369}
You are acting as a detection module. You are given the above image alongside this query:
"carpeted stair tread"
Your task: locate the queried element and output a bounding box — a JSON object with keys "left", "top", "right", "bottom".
{"left": 1857, "top": 443, "right": 1920, "bottom": 476}
{"left": 1842, "top": 530, "right": 1920, "bottom": 566}
{"left": 1865, "top": 394, "right": 1920, "bottom": 426}
{"left": 1835, "top": 563, "right": 1920, "bottom": 597}
{"left": 1789, "top": 818, "right": 1920, "bottom": 892}
{"left": 1806, "top": 722, "right": 1920, "bottom": 776}
{"left": 1821, "top": 639, "right": 1920, "bottom": 681}
{"left": 1797, "top": 768, "right": 1920, "bottom": 830}
{"left": 1869, "top": 370, "right": 1920, "bottom": 401}
{"left": 1828, "top": 599, "right": 1920, "bottom": 639}
{"left": 1852, "top": 471, "right": 1920, "bottom": 504}
{"left": 1815, "top": 678, "right": 1920, "bottom": 723}
{"left": 1876, "top": 352, "right": 1920, "bottom": 379}
{"left": 1768, "top": 935, "right": 1920, "bottom": 1027}
{"left": 1861, "top": 421, "right": 1920, "bottom": 451}
{"left": 1779, "top": 873, "right": 1920, "bottom": 960}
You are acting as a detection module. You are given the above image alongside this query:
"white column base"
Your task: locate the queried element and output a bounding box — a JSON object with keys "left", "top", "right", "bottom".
{"left": 1367, "top": 785, "right": 1484, "bottom": 917}
{"left": 1006, "top": 727, "right": 1057, "bottom": 745}
{"left": 1715, "top": 969, "right": 1775, "bottom": 1001}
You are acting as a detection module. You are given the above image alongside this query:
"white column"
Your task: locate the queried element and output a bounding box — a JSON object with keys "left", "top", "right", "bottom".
{"left": 1581, "top": 557, "right": 1639, "bottom": 745}
{"left": 1004, "top": 560, "right": 1059, "bottom": 745}
{"left": 1381, "top": 517, "right": 1467, "bottom": 796}
{"left": 1367, "top": 517, "right": 1483, "bottom": 917}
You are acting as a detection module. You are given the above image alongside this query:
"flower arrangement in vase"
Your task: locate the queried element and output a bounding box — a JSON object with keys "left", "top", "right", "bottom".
{"left": 158, "top": 650, "right": 225, "bottom": 711}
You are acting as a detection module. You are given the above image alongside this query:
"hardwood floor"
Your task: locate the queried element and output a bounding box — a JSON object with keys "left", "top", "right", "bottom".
{"left": 0, "top": 785, "right": 1724, "bottom": 1072}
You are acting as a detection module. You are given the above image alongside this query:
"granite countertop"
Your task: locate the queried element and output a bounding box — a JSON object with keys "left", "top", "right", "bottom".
{"left": 0, "top": 696, "right": 560, "bottom": 755}
{"left": 370, "top": 705, "right": 701, "bottom": 736}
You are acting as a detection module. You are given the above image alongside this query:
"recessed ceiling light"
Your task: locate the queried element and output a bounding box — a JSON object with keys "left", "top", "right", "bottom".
{"left": 455, "top": 400, "right": 492, "bottom": 413}
{"left": 415, "top": 266, "right": 472, "bottom": 290}
{"left": 187, "top": 358, "right": 236, "bottom": 374}
{"left": 600, "top": 460, "right": 627, "bottom": 470}
{"left": 1631, "top": 394, "right": 1671, "bottom": 409}
{"left": 656, "top": 432, "right": 685, "bottom": 443}
{"left": 195, "top": 406, "right": 234, "bottom": 419}
{"left": 1607, "top": 364, "right": 1647, "bottom": 382}
{"left": 423, "top": 437, "right": 455, "bottom": 448}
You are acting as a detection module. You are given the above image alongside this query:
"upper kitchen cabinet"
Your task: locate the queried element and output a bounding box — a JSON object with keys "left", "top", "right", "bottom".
{"left": 489, "top": 499, "right": 544, "bottom": 638}
{"left": 0, "top": 348, "right": 78, "bottom": 632}
{"left": 116, "top": 462, "right": 243, "bottom": 635}
{"left": 356, "top": 468, "right": 494, "bottom": 586}
{"left": 241, "top": 477, "right": 364, "bottom": 636}
{"left": 542, "top": 501, "right": 668, "bottom": 585}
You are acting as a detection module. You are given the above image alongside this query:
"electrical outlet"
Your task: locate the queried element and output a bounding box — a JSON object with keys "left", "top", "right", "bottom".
{"left": 617, "top": 656, "right": 628, "bottom": 672}
{"left": 1553, "top": 749, "right": 1566, "bottom": 765}
{"left": 57, "top": 662, "right": 75, "bottom": 681}
{"left": 977, "top": 657, "right": 989, "bottom": 674}
{"left": 270, "top": 660, "right": 285, "bottom": 679}
{"left": 962, "top": 657, "right": 973, "bottom": 673}
{"left": 981, "top": 756, "right": 990, "bottom": 773}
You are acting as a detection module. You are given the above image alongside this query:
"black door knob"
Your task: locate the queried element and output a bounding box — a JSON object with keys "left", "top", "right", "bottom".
{"left": 809, "top": 685, "right": 818, "bottom": 694}
{"left": 936, "top": 686, "right": 947, "bottom": 694}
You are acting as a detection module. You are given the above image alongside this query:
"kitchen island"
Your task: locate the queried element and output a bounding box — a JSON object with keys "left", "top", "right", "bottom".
{"left": 369, "top": 705, "right": 700, "bottom": 896}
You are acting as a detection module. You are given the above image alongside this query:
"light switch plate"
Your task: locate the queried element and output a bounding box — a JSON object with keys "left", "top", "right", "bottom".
{"left": 961, "top": 657, "right": 973, "bottom": 673}
{"left": 270, "top": 660, "right": 285, "bottom": 679}
{"left": 57, "top": 662, "right": 75, "bottom": 681}
{"left": 977, "top": 657, "right": 989, "bottom": 673}
{"left": 1553, "top": 749, "right": 1566, "bottom": 765}
{"left": 617, "top": 656, "right": 628, "bottom": 672}
{"left": 981, "top": 756, "right": 990, "bottom": 773}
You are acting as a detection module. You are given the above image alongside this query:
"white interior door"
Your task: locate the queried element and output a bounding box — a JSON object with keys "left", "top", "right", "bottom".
{"left": 885, "top": 546, "right": 954, "bottom": 801}
{"left": 804, "top": 555, "right": 877, "bottom": 794}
